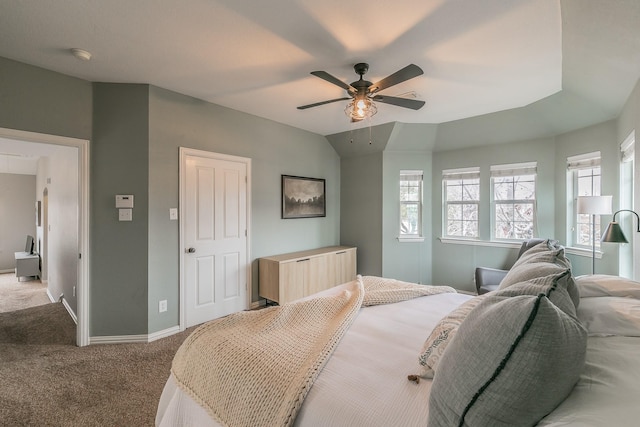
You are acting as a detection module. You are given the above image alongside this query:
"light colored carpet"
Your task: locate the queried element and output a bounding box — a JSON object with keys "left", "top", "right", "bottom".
{"left": 0, "top": 302, "right": 193, "bottom": 426}
{"left": 0, "top": 272, "right": 51, "bottom": 313}
{"left": 0, "top": 272, "right": 194, "bottom": 425}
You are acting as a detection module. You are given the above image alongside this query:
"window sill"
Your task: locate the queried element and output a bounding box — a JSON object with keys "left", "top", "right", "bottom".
{"left": 439, "top": 238, "right": 605, "bottom": 259}
{"left": 397, "top": 236, "right": 425, "bottom": 243}
{"left": 565, "top": 246, "right": 604, "bottom": 259}
{"left": 438, "top": 237, "right": 521, "bottom": 249}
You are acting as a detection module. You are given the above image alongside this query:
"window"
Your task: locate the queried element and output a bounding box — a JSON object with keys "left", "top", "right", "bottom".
{"left": 399, "top": 170, "right": 423, "bottom": 237}
{"left": 443, "top": 167, "right": 480, "bottom": 238}
{"left": 567, "top": 152, "right": 602, "bottom": 247}
{"left": 491, "top": 162, "right": 537, "bottom": 240}
{"left": 620, "top": 132, "right": 635, "bottom": 279}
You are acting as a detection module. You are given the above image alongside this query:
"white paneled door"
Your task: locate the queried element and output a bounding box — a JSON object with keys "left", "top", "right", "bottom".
{"left": 182, "top": 150, "right": 249, "bottom": 328}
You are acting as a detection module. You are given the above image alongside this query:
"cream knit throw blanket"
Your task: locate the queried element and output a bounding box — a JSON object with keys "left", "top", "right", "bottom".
{"left": 171, "top": 275, "right": 455, "bottom": 427}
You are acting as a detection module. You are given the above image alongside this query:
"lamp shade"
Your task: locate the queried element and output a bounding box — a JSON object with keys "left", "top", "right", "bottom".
{"left": 577, "top": 195, "right": 612, "bottom": 215}
{"left": 601, "top": 221, "right": 629, "bottom": 243}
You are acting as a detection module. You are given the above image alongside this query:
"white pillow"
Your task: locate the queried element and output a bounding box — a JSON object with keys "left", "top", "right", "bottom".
{"left": 575, "top": 274, "right": 640, "bottom": 299}
{"left": 577, "top": 296, "right": 640, "bottom": 336}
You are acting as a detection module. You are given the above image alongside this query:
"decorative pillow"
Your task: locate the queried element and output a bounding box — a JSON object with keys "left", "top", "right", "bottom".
{"left": 508, "top": 239, "right": 561, "bottom": 268}
{"left": 417, "top": 296, "right": 485, "bottom": 378}
{"left": 575, "top": 274, "right": 640, "bottom": 299}
{"left": 427, "top": 286, "right": 587, "bottom": 427}
{"left": 496, "top": 270, "right": 577, "bottom": 316}
{"left": 499, "top": 242, "right": 580, "bottom": 308}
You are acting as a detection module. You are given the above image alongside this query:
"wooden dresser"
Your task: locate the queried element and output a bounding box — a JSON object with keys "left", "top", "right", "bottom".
{"left": 259, "top": 246, "right": 357, "bottom": 304}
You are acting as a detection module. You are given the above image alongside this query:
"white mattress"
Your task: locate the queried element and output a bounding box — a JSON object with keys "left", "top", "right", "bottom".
{"left": 156, "top": 281, "right": 640, "bottom": 426}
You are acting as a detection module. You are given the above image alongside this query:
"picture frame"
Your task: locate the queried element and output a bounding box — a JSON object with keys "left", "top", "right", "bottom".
{"left": 282, "top": 175, "right": 326, "bottom": 219}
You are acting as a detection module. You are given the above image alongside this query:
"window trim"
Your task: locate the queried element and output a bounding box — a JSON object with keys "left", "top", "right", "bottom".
{"left": 567, "top": 152, "right": 602, "bottom": 249}
{"left": 442, "top": 167, "right": 480, "bottom": 239}
{"left": 490, "top": 162, "right": 538, "bottom": 241}
{"left": 399, "top": 170, "right": 424, "bottom": 239}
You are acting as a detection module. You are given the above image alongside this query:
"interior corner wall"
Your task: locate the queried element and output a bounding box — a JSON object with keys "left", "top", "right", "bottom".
{"left": 147, "top": 86, "right": 341, "bottom": 333}
{"left": 340, "top": 152, "right": 383, "bottom": 276}
{"left": 382, "top": 151, "right": 432, "bottom": 284}
{"left": 91, "top": 83, "right": 150, "bottom": 336}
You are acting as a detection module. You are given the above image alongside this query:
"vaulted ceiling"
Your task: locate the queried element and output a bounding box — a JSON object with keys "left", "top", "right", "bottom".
{"left": 1, "top": 0, "right": 639, "bottom": 139}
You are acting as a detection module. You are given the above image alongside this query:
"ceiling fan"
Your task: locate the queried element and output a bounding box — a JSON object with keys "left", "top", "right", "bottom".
{"left": 297, "top": 63, "right": 425, "bottom": 122}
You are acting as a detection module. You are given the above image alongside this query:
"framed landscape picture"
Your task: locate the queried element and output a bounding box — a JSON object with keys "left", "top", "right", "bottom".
{"left": 282, "top": 175, "right": 326, "bottom": 219}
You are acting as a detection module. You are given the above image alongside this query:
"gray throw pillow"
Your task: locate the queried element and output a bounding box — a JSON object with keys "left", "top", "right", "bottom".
{"left": 497, "top": 270, "right": 577, "bottom": 315}
{"left": 427, "top": 287, "right": 587, "bottom": 427}
{"left": 499, "top": 243, "right": 579, "bottom": 308}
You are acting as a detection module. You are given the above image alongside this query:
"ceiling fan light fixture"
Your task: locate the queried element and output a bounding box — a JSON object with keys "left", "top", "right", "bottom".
{"left": 345, "top": 98, "right": 377, "bottom": 121}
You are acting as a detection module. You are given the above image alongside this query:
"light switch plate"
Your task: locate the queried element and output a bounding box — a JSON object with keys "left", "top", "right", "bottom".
{"left": 169, "top": 208, "right": 178, "bottom": 220}
{"left": 119, "top": 208, "right": 133, "bottom": 221}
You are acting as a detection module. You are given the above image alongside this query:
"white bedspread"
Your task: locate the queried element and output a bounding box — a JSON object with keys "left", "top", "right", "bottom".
{"left": 157, "top": 275, "right": 640, "bottom": 426}
{"left": 157, "top": 291, "right": 471, "bottom": 427}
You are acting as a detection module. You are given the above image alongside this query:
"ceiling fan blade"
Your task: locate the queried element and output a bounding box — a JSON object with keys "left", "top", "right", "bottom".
{"left": 297, "top": 97, "right": 352, "bottom": 110}
{"left": 368, "top": 64, "right": 424, "bottom": 94}
{"left": 310, "top": 71, "right": 356, "bottom": 94}
{"left": 372, "top": 95, "right": 425, "bottom": 110}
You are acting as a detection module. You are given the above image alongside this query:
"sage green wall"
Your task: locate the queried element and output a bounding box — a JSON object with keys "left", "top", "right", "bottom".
{"left": 0, "top": 57, "right": 90, "bottom": 320}
{"left": 382, "top": 151, "right": 432, "bottom": 284}
{"left": 430, "top": 120, "right": 620, "bottom": 291}
{"left": 0, "top": 57, "right": 92, "bottom": 139}
{"left": 431, "top": 137, "right": 557, "bottom": 291}
{"left": 340, "top": 152, "right": 383, "bottom": 276}
{"left": 91, "top": 83, "right": 150, "bottom": 336}
{"left": 147, "top": 86, "right": 341, "bottom": 333}
{"left": 554, "top": 120, "right": 619, "bottom": 276}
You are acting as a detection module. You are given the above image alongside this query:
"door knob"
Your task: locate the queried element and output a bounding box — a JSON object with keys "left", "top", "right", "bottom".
{"left": 186, "top": 247, "right": 196, "bottom": 253}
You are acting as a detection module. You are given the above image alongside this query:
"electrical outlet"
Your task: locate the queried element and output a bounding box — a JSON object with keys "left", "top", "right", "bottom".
{"left": 159, "top": 300, "right": 167, "bottom": 313}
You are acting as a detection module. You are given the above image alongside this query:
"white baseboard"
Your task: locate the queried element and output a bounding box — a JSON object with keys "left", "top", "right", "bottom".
{"left": 148, "top": 326, "right": 181, "bottom": 342}
{"left": 90, "top": 334, "right": 149, "bottom": 345}
{"left": 0, "top": 269, "right": 14, "bottom": 274}
{"left": 61, "top": 297, "right": 78, "bottom": 324}
{"left": 53, "top": 292, "right": 78, "bottom": 324}
{"left": 90, "top": 326, "right": 182, "bottom": 345}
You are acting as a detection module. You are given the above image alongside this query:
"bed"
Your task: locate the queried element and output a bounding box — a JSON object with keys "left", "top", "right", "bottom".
{"left": 156, "top": 242, "right": 640, "bottom": 427}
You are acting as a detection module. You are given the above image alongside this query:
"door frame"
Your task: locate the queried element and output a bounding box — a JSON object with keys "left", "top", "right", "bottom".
{"left": 179, "top": 147, "right": 251, "bottom": 331}
{"left": 0, "top": 127, "right": 90, "bottom": 346}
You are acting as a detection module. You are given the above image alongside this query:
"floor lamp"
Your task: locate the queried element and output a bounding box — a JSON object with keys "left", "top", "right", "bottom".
{"left": 577, "top": 195, "right": 612, "bottom": 274}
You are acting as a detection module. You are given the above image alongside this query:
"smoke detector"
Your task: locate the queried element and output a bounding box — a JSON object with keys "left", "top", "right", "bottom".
{"left": 70, "top": 48, "right": 92, "bottom": 61}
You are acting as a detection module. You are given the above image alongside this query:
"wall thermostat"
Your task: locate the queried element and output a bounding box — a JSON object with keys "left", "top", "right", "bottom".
{"left": 115, "top": 194, "right": 134, "bottom": 208}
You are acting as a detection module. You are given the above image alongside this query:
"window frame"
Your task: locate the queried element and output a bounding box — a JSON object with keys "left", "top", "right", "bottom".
{"left": 620, "top": 132, "right": 636, "bottom": 279}
{"left": 442, "top": 167, "right": 480, "bottom": 239}
{"left": 490, "top": 162, "right": 537, "bottom": 241}
{"left": 567, "top": 152, "right": 602, "bottom": 249}
{"left": 399, "top": 170, "right": 424, "bottom": 240}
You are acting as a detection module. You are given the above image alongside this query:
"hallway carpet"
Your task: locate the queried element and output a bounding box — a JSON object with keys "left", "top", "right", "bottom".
{"left": 0, "top": 303, "right": 192, "bottom": 426}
